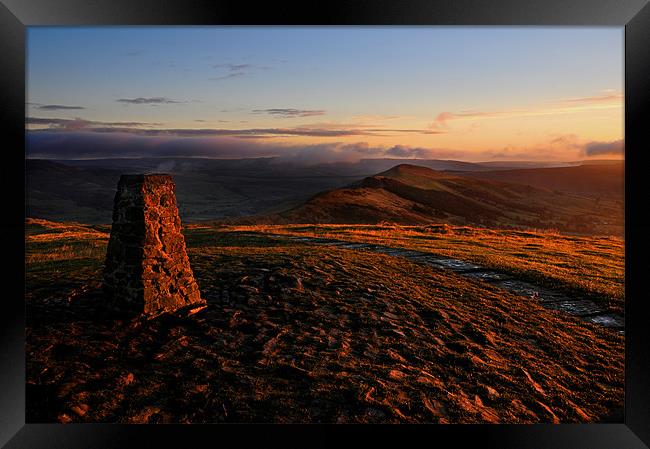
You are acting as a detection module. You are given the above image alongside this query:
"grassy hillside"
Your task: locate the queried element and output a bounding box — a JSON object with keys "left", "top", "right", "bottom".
{"left": 230, "top": 223, "right": 624, "bottom": 314}
{"left": 454, "top": 161, "right": 624, "bottom": 200}
{"left": 27, "top": 160, "right": 624, "bottom": 233}
{"left": 264, "top": 164, "right": 622, "bottom": 236}
{"left": 26, "top": 219, "right": 623, "bottom": 423}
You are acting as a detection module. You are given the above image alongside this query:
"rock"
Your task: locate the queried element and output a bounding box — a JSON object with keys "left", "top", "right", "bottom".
{"left": 268, "top": 272, "right": 303, "bottom": 291}
{"left": 482, "top": 385, "right": 500, "bottom": 400}
{"left": 70, "top": 404, "right": 89, "bottom": 417}
{"left": 387, "top": 349, "right": 407, "bottom": 363}
{"left": 571, "top": 402, "right": 591, "bottom": 421}
{"left": 58, "top": 413, "right": 73, "bottom": 423}
{"left": 238, "top": 285, "right": 259, "bottom": 294}
{"left": 102, "top": 174, "right": 206, "bottom": 317}
{"left": 536, "top": 401, "right": 560, "bottom": 423}
{"left": 521, "top": 368, "right": 545, "bottom": 395}
{"left": 191, "top": 384, "right": 209, "bottom": 394}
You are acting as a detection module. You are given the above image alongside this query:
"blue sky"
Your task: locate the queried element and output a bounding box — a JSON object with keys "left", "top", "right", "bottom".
{"left": 26, "top": 27, "right": 624, "bottom": 161}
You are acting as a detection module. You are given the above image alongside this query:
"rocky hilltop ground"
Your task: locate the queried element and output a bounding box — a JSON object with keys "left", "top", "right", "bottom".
{"left": 26, "top": 219, "right": 624, "bottom": 423}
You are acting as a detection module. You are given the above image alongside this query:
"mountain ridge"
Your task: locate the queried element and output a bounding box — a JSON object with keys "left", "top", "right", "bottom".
{"left": 245, "top": 164, "right": 622, "bottom": 235}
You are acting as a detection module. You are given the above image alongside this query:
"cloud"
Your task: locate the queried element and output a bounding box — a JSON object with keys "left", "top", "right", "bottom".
{"left": 29, "top": 103, "right": 86, "bottom": 111}
{"left": 431, "top": 91, "right": 623, "bottom": 130}
{"left": 72, "top": 127, "right": 376, "bottom": 138}
{"left": 583, "top": 139, "right": 624, "bottom": 156}
{"left": 386, "top": 145, "right": 435, "bottom": 158}
{"left": 385, "top": 145, "right": 463, "bottom": 159}
{"left": 274, "top": 142, "right": 383, "bottom": 165}
{"left": 548, "top": 134, "right": 582, "bottom": 149}
{"left": 27, "top": 117, "right": 439, "bottom": 138}
{"left": 430, "top": 112, "right": 456, "bottom": 129}
{"left": 430, "top": 111, "right": 501, "bottom": 129}
{"left": 558, "top": 92, "right": 623, "bottom": 105}
{"left": 371, "top": 129, "right": 442, "bottom": 135}
{"left": 27, "top": 132, "right": 270, "bottom": 159}
{"left": 351, "top": 114, "right": 405, "bottom": 122}
{"left": 211, "top": 63, "right": 270, "bottom": 81}
{"left": 271, "top": 143, "right": 456, "bottom": 165}
{"left": 252, "top": 108, "right": 327, "bottom": 118}
{"left": 293, "top": 120, "right": 443, "bottom": 136}
{"left": 210, "top": 72, "right": 246, "bottom": 81}
{"left": 219, "top": 64, "right": 253, "bottom": 71}
{"left": 116, "top": 97, "right": 183, "bottom": 105}
{"left": 479, "top": 145, "right": 569, "bottom": 161}
{"left": 214, "top": 63, "right": 270, "bottom": 71}
{"left": 26, "top": 131, "right": 457, "bottom": 164}
{"left": 479, "top": 135, "right": 624, "bottom": 161}
{"left": 27, "top": 117, "right": 158, "bottom": 131}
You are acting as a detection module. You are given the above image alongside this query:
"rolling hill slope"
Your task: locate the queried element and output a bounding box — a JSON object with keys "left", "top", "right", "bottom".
{"left": 263, "top": 164, "right": 622, "bottom": 235}
{"left": 453, "top": 161, "right": 623, "bottom": 200}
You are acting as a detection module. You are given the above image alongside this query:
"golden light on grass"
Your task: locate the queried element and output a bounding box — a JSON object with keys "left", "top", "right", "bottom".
{"left": 25, "top": 219, "right": 624, "bottom": 423}
{"left": 231, "top": 223, "right": 624, "bottom": 312}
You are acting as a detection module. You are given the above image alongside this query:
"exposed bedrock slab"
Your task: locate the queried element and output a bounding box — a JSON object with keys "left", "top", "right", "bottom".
{"left": 103, "top": 174, "right": 206, "bottom": 317}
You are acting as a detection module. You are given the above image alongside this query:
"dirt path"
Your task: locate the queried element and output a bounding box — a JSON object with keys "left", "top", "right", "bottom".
{"left": 261, "top": 233, "right": 624, "bottom": 333}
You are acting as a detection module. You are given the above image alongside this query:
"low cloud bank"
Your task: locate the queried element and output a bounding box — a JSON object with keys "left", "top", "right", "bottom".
{"left": 28, "top": 130, "right": 621, "bottom": 164}
{"left": 26, "top": 131, "right": 461, "bottom": 165}
{"left": 583, "top": 139, "right": 624, "bottom": 156}
{"left": 116, "top": 97, "right": 183, "bottom": 105}
{"left": 252, "top": 108, "right": 326, "bottom": 118}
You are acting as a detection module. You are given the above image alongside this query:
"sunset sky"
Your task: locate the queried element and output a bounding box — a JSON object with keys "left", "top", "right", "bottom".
{"left": 26, "top": 27, "right": 624, "bottom": 162}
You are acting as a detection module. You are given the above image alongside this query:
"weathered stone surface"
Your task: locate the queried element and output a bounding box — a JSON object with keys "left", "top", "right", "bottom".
{"left": 103, "top": 174, "right": 206, "bottom": 317}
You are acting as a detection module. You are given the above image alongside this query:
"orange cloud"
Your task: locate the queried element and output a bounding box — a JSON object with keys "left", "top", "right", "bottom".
{"left": 557, "top": 92, "right": 623, "bottom": 105}
{"left": 430, "top": 111, "right": 456, "bottom": 129}
{"left": 430, "top": 110, "right": 508, "bottom": 129}
{"left": 430, "top": 90, "right": 623, "bottom": 130}
{"left": 479, "top": 135, "right": 623, "bottom": 161}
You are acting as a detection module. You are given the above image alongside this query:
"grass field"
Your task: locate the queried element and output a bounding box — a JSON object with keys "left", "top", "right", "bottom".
{"left": 25, "top": 219, "right": 624, "bottom": 423}
{"left": 225, "top": 223, "right": 625, "bottom": 314}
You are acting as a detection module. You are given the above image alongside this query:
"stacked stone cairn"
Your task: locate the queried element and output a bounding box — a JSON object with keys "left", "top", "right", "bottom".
{"left": 103, "top": 174, "right": 206, "bottom": 317}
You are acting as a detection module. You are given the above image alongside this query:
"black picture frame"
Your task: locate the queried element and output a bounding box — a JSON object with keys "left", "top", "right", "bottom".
{"left": 2, "top": 0, "right": 649, "bottom": 447}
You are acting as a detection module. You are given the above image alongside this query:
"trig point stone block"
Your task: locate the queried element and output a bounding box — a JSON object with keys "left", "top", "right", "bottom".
{"left": 103, "top": 174, "right": 206, "bottom": 317}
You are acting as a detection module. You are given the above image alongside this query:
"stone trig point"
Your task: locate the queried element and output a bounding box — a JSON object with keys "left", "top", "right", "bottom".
{"left": 103, "top": 174, "right": 206, "bottom": 317}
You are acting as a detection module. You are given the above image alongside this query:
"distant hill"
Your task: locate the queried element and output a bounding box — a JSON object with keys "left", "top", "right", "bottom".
{"left": 254, "top": 164, "right": 623, "bottom": 235}
{"left": 26, "top": 158, "right": 624, "bottom": 233}
{"left": 26, "top": 158, "right": 367, "bottom": 223}
{"left": 314, "top": 158, "right": 487, "bottom": 175}
{"left": 27, "top": 160, "right": 121, "bottom": 223}
{"left": 24, "top": 157, "right": 538, "bottom": 224}
{"left": 473, "top": 161, "right": 580, "bottom": 170}
{"left": 453, "top": 161, "right": 623, "bottom": 200}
